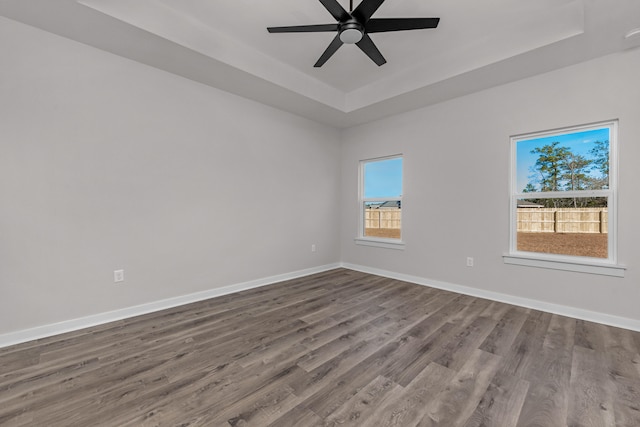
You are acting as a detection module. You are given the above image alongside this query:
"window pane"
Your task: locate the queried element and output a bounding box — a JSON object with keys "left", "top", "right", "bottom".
{"left": 516, "top": 128, "right": 610, "bottom": 193}
{"left": 364, "top": 201, "right": 401, "bottom": 239}
{"left": 516, "top": 197, "right": 608, "bottom": 258}
{"left": 364, "top": 157, "right": 402, "bottom": 198}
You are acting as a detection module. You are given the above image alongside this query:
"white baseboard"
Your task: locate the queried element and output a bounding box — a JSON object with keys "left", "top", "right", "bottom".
{"left": 341, "top": 262, "right": 640, "bottom": 332}
{"left": 3, "top": 261, "right": 637, "bottom": 350}
{"left": 0, "top": 263, "right": 341, "bottom": 349}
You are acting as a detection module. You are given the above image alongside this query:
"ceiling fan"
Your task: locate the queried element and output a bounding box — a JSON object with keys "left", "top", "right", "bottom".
{"left": 267, "top": 0, "right": 440, "bottom": 67}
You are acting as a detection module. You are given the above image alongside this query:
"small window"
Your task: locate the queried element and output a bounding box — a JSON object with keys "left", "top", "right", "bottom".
{"left": 356, "top": 156, "right": 403, "bottom": 248}
{"left": 506, "top": 121, "right": 623, "bottom": 276}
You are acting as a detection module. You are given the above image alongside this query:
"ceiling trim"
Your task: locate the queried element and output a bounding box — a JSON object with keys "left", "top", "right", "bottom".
{"left": 2, "top": 0, "right": 640, "bottom": 128}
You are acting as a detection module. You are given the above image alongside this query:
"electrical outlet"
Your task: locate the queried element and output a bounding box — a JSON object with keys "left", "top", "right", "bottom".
{"left": 466, "top": 257, "right": 474, "bottom": 267}
{"left": 114, "top": 269, "right": 125, "bottom": 283}
{"left": 311, "top": 244, "right": 317, "bottom": 252}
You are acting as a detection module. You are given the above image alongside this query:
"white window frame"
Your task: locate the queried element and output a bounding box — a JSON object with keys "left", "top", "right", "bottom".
{"left": 354, "top": 155, "right": 404, "bottom": 250}
{"left": 503, "top": 120, "right": 625, "bottom": 277}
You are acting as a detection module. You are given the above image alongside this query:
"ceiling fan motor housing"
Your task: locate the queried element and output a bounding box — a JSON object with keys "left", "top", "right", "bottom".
{"left": 339, "top": 20, "right": 363, "bottom": 44}
{"left": 267, "top": 0, "right": 440, "bottom": 66}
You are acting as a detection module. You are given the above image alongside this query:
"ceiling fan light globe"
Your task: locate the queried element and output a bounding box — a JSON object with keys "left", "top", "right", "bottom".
{"left": 340, "top": 28, "right": 363, "bottom": 44}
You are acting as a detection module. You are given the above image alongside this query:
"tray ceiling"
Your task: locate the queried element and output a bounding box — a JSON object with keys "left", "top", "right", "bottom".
{"left": 2, "top": 0, "right": 640, "bottom": 127}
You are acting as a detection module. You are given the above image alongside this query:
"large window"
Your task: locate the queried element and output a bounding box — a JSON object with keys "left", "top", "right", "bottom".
{"left": 356, "top": 156, "right": 403, "bottom": 249}
{"left": 505, "top": 121, "right": 623, "bottom": 276}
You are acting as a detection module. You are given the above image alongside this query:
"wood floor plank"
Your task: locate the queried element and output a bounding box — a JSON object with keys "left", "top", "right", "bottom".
{"left": 389, "top": 321, "right": 459, "bottom": 387}
{"left": 574, "top": 319, "right": 608, "bottom": 352}
{"left": 295, "top": 313, "right": 388, "bottom": 372}
{"left": 370, "top": 290, "right": 460, "bottom": 337}
{"left": 286, "top": 329, "right": 394, "bottom": 399}
{"left": 498, "top": 310, "right": 553, "bottom": 379}
{"left": 1, "top": 272, "right": 358, "bottom": 386}
{"left": 321, "top": 375, "right": 401, "bottom": 426}
{"left": 238, "top": 302, "right": 390, "bottom": 369}
{"left": 446, "top": 296, "right": 492, "bottom": 328}
{"left": 430, "top": 315, "right": 497, "bottom": 371}
{"left": 404, "top": 296, "right": 467, "bottom": 340}
{"left": 297, "top": 275, "right": 396, "bottom": 324}
{"left": 418, "top": 349, "right": 503, "bottom": 427}
{"left": 567, "top": 345, "right": 616, "bottom": 427}
{"left": 515, "top": 315, "right": 575, "bottom": 427}
{"left": 199, "top": 380, "right": 299, "bottom": 426}
{"left": 478, "top": 300, "right": 513, "bottom": 321}
{"left": 364, "top": 362, "right": 456, "bottom": 427}
{"left": 1, "top": 268, "right": 640, "bottom": 426}
{"left": 479, "top": 306, "right": 529, "bottom": 356}
{"left": 265, "top": 405, "right": 323, "bottom": 427}
{"left": 611, "top": 375, "right": 640, "bottom": 426}
{"left": 602, "top": 325, "right": 640, "bottom": 382}
{"left": 300, "top": 334, "right": 421, "bottom": 418}
{"left": 463, "top": 371, "right": 529, "bottom": 427}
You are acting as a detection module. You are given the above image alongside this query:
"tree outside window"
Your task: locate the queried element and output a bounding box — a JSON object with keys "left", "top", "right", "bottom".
{"left": 511, "top": 121, "right": 617, "bottom": 262}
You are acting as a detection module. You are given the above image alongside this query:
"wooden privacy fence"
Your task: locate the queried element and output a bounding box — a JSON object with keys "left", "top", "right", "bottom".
{"left": 365, "top": 207, "right": 607, "bottom": 233}
{"left": 365, "top": 208, "right": 401, "bottom": 229}
{"left": 517, "top": 208, "right": 608, "bottom": 233}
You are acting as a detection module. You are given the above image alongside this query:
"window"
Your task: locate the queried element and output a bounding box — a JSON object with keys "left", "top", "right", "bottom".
{"left": 356, "top": 156, "right": 403, "bottom": 249}
{"left": 505, "top": 120, "right": 624, "bottom": 276}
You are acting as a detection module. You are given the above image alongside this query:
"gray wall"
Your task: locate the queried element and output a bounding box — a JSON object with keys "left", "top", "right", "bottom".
{"left": 0, "top": 17, "right": 341, "bottom": 335}
{"left": 340, "top": 47, "right": 640, "bottom": 323}
{"left": 2, "top": 14, "right": 639, "bottom": 338}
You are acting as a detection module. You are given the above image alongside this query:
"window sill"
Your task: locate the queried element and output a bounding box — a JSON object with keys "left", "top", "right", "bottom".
{"left": 503, "top": 254, "right": 625, "bottom": 277}
{"left": 354, "top": 237, "right": 405, "bottom": 250}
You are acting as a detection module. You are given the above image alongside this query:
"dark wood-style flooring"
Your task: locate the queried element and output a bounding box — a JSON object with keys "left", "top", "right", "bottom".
{"left": 1, "top": 268, "right": 639, "bottom": 426}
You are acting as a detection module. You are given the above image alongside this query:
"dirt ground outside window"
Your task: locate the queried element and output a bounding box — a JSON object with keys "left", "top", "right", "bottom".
{"left": 364, "top": 230, "right": 607, "bottom": 259}
{"left": 365, "top": 228, "right": 401, "bottom": 239}
{"left": 517, "top": 232, "right": 607, "bottom": 258}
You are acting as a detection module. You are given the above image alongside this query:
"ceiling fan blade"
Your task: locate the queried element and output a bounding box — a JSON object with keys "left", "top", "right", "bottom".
{"left": 366, "top": 17, "right": 440, "bottom": 33}
{"left": 314, "top": 34, "right": 344, "bottom": 67}
{"left": 356, "top": 34, "right": 386, "bottom": 66}
{"left": 352, "top": 0, "right": 385, "bottom": 23}
{"left": 268, "top": 24, "right": 338, "bottom": 33}
{"left": 319, "top": 0, "right": 351, "bottom": 22}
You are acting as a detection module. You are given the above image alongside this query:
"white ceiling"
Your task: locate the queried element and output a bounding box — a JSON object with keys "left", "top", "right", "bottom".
{"left": 2, "top": 0, "right": 640, "bottom": 127}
